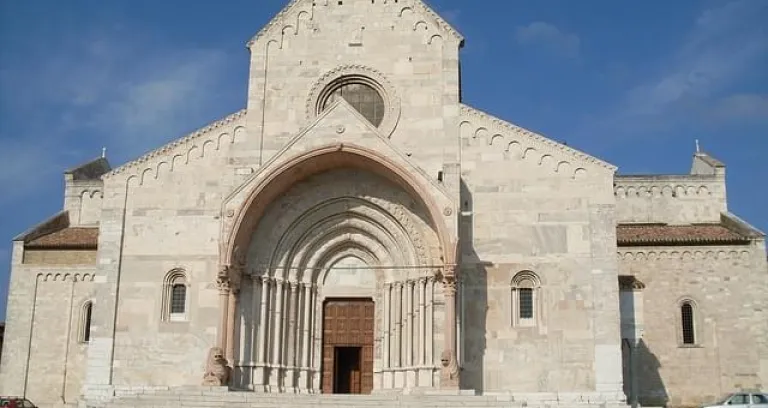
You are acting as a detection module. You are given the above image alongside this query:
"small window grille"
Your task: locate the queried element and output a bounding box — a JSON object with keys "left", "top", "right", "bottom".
{"left": 519, "top": 288, "right": 534, "bottom": 319}
{"left": 681, "top": 302, "right": 695, "bottom": 345}
{"left": 171, "top": 284, "right": 186, "bottom": 314}
{"left": 82, "top": 302, "right": 92, "bottom": 342}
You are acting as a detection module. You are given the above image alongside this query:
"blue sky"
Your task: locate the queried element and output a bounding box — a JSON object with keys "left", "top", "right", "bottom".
{"left": 0, "top": 0, "right": 766, "bottom": 319}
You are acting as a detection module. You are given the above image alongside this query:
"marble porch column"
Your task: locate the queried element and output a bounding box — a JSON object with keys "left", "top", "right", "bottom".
{"left": 216, "top": 268, "right": 230, "bottom": 353}
{"left": 300, "top": 283, "right": 313, "bottom": 391}
{"left": 439, "top": 268, "right": 459, "bottom": 389}
{"left": 255, "top": 276, "right": 270, "bottom": 388}
{"left": 381, "top": 283, "right": 391, "bottom": 389}
{"left": 226, "top": 277, "right": 241, "bottom": 365}
{"left": 284, "top": 282, "right": 299, "bottom": 389}
{"left": 270, "top": 279, "right": 284, "bottom": 390}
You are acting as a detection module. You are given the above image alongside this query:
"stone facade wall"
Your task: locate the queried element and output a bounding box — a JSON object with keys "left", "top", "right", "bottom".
{"left": 614, "top": 174, "right": 726, "bottom": 224}
{"left": 456, "top": 107, "right": 623, "bottom": 396}
{"left": 618, "top": 241, "right": 768, "bottom": 408}
{"left": 0, "top": 240, "right": 95, "bottom": 407}
{"left": 23, "top": 249, "right": 97, "bottom": 265}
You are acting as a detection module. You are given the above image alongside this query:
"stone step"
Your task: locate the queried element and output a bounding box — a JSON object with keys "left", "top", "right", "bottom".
{"left": 90, "top": 392, "right": 630, "bottom": 408}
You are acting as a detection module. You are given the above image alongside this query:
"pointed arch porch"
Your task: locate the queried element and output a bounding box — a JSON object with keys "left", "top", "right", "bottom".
{"left": 212, "top": 143, "right": 460, "bottom": 392}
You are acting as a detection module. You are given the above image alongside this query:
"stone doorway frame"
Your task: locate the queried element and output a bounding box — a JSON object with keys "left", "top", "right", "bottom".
{"left": 214, "top": 143, "right": 461, "bottom": 390}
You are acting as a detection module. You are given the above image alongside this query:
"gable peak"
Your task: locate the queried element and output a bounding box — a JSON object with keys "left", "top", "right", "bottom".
{"left": 246, "top": 0, "right": 463, "bottom": 48}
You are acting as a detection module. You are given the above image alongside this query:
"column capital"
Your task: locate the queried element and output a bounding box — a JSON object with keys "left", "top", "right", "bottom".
{"left": 260, "top": 275, "right": 271, "bottom": 284}
{"left": 442, "top": 275, "right": 458, "bottom": 294}
{"left": 290, "top": 281, "right": 299, "bottom": 291}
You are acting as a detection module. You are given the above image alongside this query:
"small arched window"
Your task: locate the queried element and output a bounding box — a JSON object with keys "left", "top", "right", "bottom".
{"left": 80, "top": 301, "right": 93, "bottom": 343}
{"left": 681, "top": 301, "right": 696, "bottom": 345}
{"left": 163, "top": 269, "right": 188, "bottom": 322}
{"left": 511, "top": 271, "right": 541, "bottom": 327}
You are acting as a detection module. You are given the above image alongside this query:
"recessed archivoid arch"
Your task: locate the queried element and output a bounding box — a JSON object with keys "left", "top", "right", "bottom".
{"left": 225, "top": 143, "right": 455, "bottom": 271}
{"left": 266, "top": 203, "right": 421, "bottom": 280}
{"left": 249, "top": 185, "right": 431, "bottom": 273}
{"left": 290, "top": 224, "right": 402, "bottom": 283}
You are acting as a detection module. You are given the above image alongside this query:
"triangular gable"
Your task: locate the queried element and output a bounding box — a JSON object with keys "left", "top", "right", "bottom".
{"left": 224, "top": 98, "right": 455, "bottom": 214}
{"left": 460, "top": 104, "right": 617, "bottom": 176}
{"left": 246, "top": 0, "right": 463, "bottom": 48}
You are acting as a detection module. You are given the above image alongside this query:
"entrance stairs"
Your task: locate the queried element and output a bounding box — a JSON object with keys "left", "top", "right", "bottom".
{"left": 85, "top": 387, "right": 630, "bottom": 408}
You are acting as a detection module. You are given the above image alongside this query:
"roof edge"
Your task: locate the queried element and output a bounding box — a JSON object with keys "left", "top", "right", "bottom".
{"left": 721, "top": 212, "right": 766, "bottom": 238}
{"left": 104, "top": 109, "right": 246, "bottom": 178}
{"left": 13, "top": 211, "right": 70, "bottom": 242}
{"left": 460, "top": 103, "right": 617, "bottom": 172}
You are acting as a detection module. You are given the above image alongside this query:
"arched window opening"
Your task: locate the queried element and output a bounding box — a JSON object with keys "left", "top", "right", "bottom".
{"left": 80, "top": 301, "right": 93, "bottom": 343}
{"left": 171, "top": 284, "right": 187, "bottom": 314}
{"left": 519, "top": 288, "right": 534, "bottom": 319}
{"left": 681, "top": 302, "right": 696, "bottom": 345}
{"left": 511, "top": 271, "right": 541, "bottom": 327}
{"left": 319, "top": 78, "right": 385, "bottom": 127}
{"left": 163, "top": 269, "right": 188, "bottom": 322}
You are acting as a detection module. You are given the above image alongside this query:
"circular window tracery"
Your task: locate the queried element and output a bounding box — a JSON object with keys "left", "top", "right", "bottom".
{"left": 321, "top": 82, "right": 385, "bottom": 127}
{"left": 308, "top": 65, "right": 401, "bottom": 137}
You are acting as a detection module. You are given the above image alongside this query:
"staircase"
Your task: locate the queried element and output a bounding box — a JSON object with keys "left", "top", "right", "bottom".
{"left": 84, "top": 387, "right": 630, "bottom": 408}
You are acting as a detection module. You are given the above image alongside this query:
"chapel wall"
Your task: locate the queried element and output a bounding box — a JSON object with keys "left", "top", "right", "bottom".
{"left": 245, "top": 0, "right": 462, "bottom": 185}
{"left": 613, "top": 174, "right": 727, "bottom": 225}
{"left": 78, "top": 113, "right": 248, "bottom": 388}
{"left": 457, "top": 112, "right": 622, "bottom": 394}
{"left": 0, "top": 255, "right": 95, "bottom": 407}
{"left": 618, "top": 242, "right": 768, "bottom": 408}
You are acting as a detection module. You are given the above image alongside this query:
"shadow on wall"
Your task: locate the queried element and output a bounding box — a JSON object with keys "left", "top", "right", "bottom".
{"left": 637, "top": 339, "right": 669, "bottom": 407}
{"left": 458, "top": 179, "right": 489, "bottom": 395}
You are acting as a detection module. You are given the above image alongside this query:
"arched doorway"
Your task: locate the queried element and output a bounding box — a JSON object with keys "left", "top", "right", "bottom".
{"left": 221, "top": 145, "right": 457, "bottom": 393}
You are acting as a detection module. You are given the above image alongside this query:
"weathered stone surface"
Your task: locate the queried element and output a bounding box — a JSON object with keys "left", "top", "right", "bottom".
{"left": 0, "top": 2, "right": 766, "bottom": 408}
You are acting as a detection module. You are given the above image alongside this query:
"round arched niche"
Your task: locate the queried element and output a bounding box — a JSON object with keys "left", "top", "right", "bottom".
{"left": 223, "top": 144, "right": 456, "bottom": 273}
{"left": 307, "top": 65, "right": 401, "bottom": 137}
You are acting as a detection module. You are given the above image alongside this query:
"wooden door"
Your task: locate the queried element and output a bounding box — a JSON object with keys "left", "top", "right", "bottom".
{"left": 321, "top": 299, "right": 374, "bottom": 394}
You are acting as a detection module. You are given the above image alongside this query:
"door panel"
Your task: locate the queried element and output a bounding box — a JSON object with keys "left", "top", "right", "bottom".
{"left": 321, "top": 299, "right": 375, "bottom": 394}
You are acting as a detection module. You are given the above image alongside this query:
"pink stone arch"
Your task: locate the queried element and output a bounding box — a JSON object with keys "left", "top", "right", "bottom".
{"left": 223, "top": 143, "right": 457, "bottom": 274}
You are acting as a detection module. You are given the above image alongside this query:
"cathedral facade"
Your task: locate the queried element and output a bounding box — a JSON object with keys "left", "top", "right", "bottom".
{"left": 1, "top": 1, "right": 766, "bottom": 408}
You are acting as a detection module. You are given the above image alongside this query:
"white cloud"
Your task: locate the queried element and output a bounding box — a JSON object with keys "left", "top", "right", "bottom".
{"left": 619, "top": 0, "right": 768, "bottom": 124}
{"left": 515, "top": 22, "right": 580, "bottom": 59}
{"left": 0, "top": 28, "right": 236, "bottom": 204}
{"left": 712, "top": 93, "right": 768, "bottom": 120}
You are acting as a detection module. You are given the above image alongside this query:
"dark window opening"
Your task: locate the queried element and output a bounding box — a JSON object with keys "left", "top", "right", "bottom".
{"left": 323, "top": 83, "right": 384, "bottom": 127}
{"left": 681, "top": 303, "right": 695, "bottom": 345}
{"left": 519, "top": 288, "right": 534, "bottom": 319}
{"left": 171, "top": 284, "right": 186, "bottom": 314}
{"left": 83, "top": 303, "right": 92, "bottom": 342}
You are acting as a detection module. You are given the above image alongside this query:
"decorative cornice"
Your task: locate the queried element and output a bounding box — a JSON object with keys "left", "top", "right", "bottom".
{"left": 246, "top": 0, "right": 303, "bottom": 48}
{"left": 104, "top": 109, "right": 246, "bottom": 179}
{"left": 411, "top": 0, "right": 464, "bottom": 43}
{"left": 618, "top": 249, "right": 752, "bottom": 261}
{"left": 459, "top": 104, "right": 617, "bottom": 174}
{"left": 246, "top": 0, "right": 463, "bottom": 48}
{"left": 39, "top": 272, "right": 95, "bottom": 282}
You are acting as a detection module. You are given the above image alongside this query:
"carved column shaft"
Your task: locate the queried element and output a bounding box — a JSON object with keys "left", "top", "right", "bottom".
{"left": 272, "top": 280, "right": 284, "bottom": 365}
{"left": 418, "top": 278, "right": 426, "bottom": 366}
{"left": 383, "top": 283, "right": 391, "bottom": 369}
{"left": 440, "top": 269, "right": 459, "bottom": 389}
{"left": 226, "top": 285, "right": 239, "bottom": 364}
{"left": 217, "top": 277, "right": 230, "bottom": 351}
{"left": 406, "top": 280, "right": 413, "bottom": 367}
{"left": 258, "top": 277, "right": 270, "bottom": 364}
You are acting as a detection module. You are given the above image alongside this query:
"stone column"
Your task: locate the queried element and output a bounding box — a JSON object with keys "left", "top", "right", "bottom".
{"left": 270, "top": 279, "right": 284, "bottom": 390}
{"left": 285, "top": 282, "right": 298, "bottom": 390}
{"left": 440, "top": 269, "right": 459, "bottom": 389}
{"left": 417, "top": 277, "right": 430, "bottom": 386}
{"left": 216, "top": 272, "right": 231, "bottom": 352}
{"left": 255, "top": 276, "right": 270, "bottom": 388}
{"left": 226, "top": 280, "right": 240, "bottom": 365}
{"left": 426, "top": 277, "right": 434, "bottom": 367}
{"left": 300, "top": 283, "right": 313, "bottom": 391}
